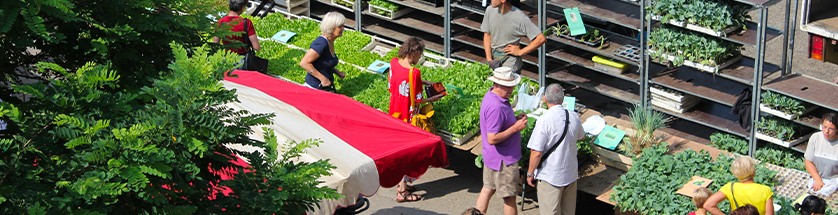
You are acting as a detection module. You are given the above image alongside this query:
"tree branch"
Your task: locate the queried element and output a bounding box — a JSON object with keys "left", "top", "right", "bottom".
{"left": 0, "top": 124, "right": 51, "bottom": 187}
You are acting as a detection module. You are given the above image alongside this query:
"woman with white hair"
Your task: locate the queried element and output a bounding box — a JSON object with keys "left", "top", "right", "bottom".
{"left": 704, "top": 156, "right": 775, "bottom": 215}
{"left": 299, "top": 12, "right": 347, "bottom": 91}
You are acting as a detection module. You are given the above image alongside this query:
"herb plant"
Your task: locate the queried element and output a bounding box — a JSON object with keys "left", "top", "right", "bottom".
{"left": 649, "top": 26, "right": 743, "bottom": 67}
{"left": 611, "top": 144, "right": 777, "bottom": 215}
{"left": 646, "top": 0, "right": 751, "bottom": 32}
{"left": 626, "top": 104, "right": 671, "bottom": 155}
{"left": 757, "top": 116, "right": 805, "bottom": 142}
{"left": 761, "top": 91, "right": 809, "bottom": 116}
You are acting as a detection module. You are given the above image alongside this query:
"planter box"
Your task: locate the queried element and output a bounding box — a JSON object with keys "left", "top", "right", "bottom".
{"left": 759, "top": 104, "right": 818, "bottom": 121}
{"left": 592, "top": 145, "right": 632, "bottom": 172}
{"left": 437, "top": 128, "right": 478, "bottom": 146}
{"left": 368, "top": 4, "right": 414, "bottom": 20}
{"left": 333, "top": 0, "right": 363, "bottom": 11}
{"left": 651, "top": 15, "right": 740, "bottom": 37}
{"left": 755, "top": 132, "right": 813, "bottom": 148}
{"left": 648, "top": 49, "right": 742, "bottom": 73}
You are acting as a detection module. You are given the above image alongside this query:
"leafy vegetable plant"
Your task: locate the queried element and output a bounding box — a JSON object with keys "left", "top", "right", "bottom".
{"left": 369, "top": 0, "right": 400, "bottom": 17}
{"left": 710, "top": 132, "right": 748, "bottom": 155}
{"left": 757, "top": 116, "right": 805, "bottom": 142}
{"left": 646, "top": 0, "right": 751, "bottom": 32}
{"left": 611, "top": 144, "right": 777, "bottom": 215}
{"left": 649, "top": 26, "right": 743, "bottom": 67}
{"left": 754, "top": 143, "right": 806, "bottom": 171}
{"left": 761, "top": 91, "right": 809, "bottom": 116}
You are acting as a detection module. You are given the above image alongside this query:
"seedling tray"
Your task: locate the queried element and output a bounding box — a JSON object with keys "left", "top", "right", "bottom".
{"left": 651, "top": 15, "right": 740, "bottom": 37}
{"left": 437, "top": 128, "right": 478, "bottom": 146}
{"left": 648, "top": 49, "right": 742, "bottom": 73}
{"left": 558, "top": 32, "right": 610, "bottom": 48}
{"left": 759, "top": 104, "right": 818, "bottom": 121}
{"left": 650, "top": 87, "right": 696, "bottom": 103}
{"left": 652, "top": 95, "right": 701, "bottom": 113}
{"left": 418, "top": 52, "right": 451, "bottom": 69}
{"left": 613, "top": 44, "right": 641, "bottom": 63}
{"left": 333, "top": 0, "right": 363, "bottom": 11}
{"left": 755, "top": 132, "right": 812, "bottom": 148}
{"left": 368, "top": 4, "right": 415, "bottom": 20}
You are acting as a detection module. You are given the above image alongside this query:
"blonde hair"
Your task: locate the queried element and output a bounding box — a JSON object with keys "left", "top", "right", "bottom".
{"left": 731, "top": 156, "right": 756, "bottom": 180}
{"left": 320, "top": 12, "right": 346, "bottom": 35}
{"left": 693, "top": 187, "right": 713, "bottom": 208}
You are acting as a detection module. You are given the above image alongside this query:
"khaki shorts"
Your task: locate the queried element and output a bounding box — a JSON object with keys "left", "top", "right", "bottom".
{"left": 483, "top": 161, "right": 522, "bottom": 198}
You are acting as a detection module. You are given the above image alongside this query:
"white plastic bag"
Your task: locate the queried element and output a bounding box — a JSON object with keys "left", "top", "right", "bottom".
{"left": 582, "top": 115, "right": 606, "bottom": 136}
{"left": 808, "top": 177, "right": 838, "bottom": 196}
{"left": 514, "top": 82, "right": 543, "bottom": 113}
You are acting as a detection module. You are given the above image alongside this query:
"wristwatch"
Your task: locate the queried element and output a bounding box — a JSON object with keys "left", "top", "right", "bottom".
{"left": 526, "top": 172, "right": 534, "bottom": 178}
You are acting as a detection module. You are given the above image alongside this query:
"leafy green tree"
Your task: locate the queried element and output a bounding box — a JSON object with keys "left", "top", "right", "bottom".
{"left": 0, "top": 0, "right": 227, "bottom": 97}
{"left": 0, "top": 43, "right": 341, "bottom": 214}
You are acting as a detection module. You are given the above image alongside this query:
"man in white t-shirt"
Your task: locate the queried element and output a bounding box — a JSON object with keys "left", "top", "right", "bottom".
{"left": 525, "top": 84, "right": 585, "bottom": 215}
{"left": 805, "top": 112, "right": 838, "bottom": 194}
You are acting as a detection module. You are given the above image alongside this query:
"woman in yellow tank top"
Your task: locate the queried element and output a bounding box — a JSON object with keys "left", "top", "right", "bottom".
{"left": 704, "top": 156, "right": 775, "bottom": 215}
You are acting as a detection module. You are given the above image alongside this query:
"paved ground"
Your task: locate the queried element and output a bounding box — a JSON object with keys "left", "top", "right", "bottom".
{"left": 745, "top": 0, "right": 838, "bottom": 83}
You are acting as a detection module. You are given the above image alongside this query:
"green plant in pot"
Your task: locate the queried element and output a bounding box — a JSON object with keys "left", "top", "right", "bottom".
{"left": 626, "top": 104, "right": 672, "bottom": 155}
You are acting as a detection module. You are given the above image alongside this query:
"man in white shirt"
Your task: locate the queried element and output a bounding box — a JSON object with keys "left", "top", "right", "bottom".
{"left": 525, "top": 84, "right": 585, "bottom": 215}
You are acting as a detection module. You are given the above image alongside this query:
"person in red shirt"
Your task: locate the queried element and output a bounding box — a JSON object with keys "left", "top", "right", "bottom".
{"left": 386, "top": 37, "right": 442, "bottom": 202}
{"left": 213, "top": 0, "right": 260, "bottom": 67}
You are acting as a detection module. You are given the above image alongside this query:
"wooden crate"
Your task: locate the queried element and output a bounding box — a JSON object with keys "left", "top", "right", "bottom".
{"left": 592, "top": 145, "right": 633, "bottom": 172}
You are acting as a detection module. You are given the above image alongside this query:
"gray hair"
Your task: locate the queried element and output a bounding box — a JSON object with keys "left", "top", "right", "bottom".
{"left": 320, "top": 12, "right": 346, "bottom": 35}
{"left": 544, "top": 83, "right": 564, "bottom": 105}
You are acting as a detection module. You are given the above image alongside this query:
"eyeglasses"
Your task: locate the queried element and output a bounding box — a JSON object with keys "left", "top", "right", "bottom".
{"left": 821, "top": 124, "right": 837, "bottom": 132}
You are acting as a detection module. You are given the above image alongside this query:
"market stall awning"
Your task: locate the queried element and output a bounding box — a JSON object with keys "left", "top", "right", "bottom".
{"left": 222, "top": 70, "right": 448, "bottom": 215}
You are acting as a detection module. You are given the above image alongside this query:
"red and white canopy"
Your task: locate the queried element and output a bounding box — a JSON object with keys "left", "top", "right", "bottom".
{"left": 222, "top": 70, "right": 449, "bottom": 215}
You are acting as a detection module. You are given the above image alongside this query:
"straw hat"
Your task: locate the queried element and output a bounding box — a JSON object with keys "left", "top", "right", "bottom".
{"left": 487, "top": 67, "right": 521, "bottom": 87}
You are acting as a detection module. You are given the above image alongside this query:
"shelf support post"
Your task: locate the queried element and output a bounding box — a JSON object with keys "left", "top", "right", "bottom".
{"left": 639, "top": 0, "right": 649, "bottom": 108}
{"left": 781, "top": 0, "right": 793, "bottom": 74}
{"left": 444, "top": 0, "right": 451, "bottom": 59}
{"left": 785, "top": 0, "right": 800, "bottom": 75}
{"left": 749, "top": 6, "right": 769, "bottom": 157}
{"left": 355, "top": 0, "right": 362, "bottom": 31}
{"left": 538, "top": 0, "right": 546, "bottom": 87}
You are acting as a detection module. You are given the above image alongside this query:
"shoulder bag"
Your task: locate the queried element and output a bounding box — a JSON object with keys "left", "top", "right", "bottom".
{"left": 729, "top": 182, "right": 740, "bottom": 214}
{"left": 536, "top": 109, "right": 570, "bottom": 170}
{"left": 408, "top": 67, "right": 435, "bottom": 133}
{"left": 241, "top": 18, "right": 269, "bottom": 74}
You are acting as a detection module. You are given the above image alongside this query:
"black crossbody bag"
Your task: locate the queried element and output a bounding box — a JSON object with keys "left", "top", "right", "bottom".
{"left": 241, "top": 18, "right": 269, "bottom": 74}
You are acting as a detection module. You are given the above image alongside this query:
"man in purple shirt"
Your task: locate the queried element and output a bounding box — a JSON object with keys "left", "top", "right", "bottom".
{"left": 475, "top": 67, "right": 527, "bottom": 215}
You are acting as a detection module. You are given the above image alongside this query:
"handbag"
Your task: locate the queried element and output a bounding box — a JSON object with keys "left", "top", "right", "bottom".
{"left": 241, "top": 18, "right": 269, "bottom": 74}
{"left": 536, "top": 109, "right": 570, "bottom": 170}
{"left": 408, "top": 67, "right": 436, "bottom": 133}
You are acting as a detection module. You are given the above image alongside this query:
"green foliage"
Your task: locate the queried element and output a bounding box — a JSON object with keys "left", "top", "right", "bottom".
{"left": 757, "top": 116, "right": 805, "bottom": 141}
{"left": 647, "top": 0, "right": 751, "bottom": 32}
{"left": 649, "top": 26, "right": 743, "bottom": 67}
{"left": 710, "top": 132, "right": 748, "bottom": 155}
{"left": 754, "top": 143, "right": 806, "bottom": 171}
{"left": 627, "top": 104, "right": 671, "bottom": 155}
{"left": 611, "top": 145, "right": 777, "bottom": 215}
{"left": 761, "top": 91, "right": 809, "bottom": 116}
{"left": 519, "top": 117, "right": 538, "bottom": 167}
{"left": 1, "top": 0, "right": 222, "bottom": 94}
{"left": 369, "top": 0, "right": 400, "bottom": 16}
{"left": 0, "top": 44, "right": 339, "bottom": 213}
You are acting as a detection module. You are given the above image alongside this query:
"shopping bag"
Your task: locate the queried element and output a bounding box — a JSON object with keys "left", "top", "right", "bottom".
{"left": 411, "top": 103, "right": 436, "bottom": 133}
{"left": 243, "top": 52, "right": 269, "bottom": 74}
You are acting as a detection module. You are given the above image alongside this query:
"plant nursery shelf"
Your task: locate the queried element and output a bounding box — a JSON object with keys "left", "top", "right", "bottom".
{"left": 452, "top": 49, "right": 539, "bottom": 79}
{"left": 313, "top": 0, "right": 353, "bottom": 12}
{"left": 386, "top": 0, "right": 444, "bottom": 16}
{"left": 764, "top": 74, "right": 838, "bottom": 113}
{"left": 453, "top": 12, "right": 560, "bottom": 33}
{"left": 362, "top": 21, "right": 445, "bottom": 52}
{"left": 792, "top": 141, "right": 808, "bottom": 153}
{"left": 545, "top": 0, "right": 642, "bottom": 30}
{"left": 654, "top": 101, "right": 749, "bottom": 138}
{"left": 547, "top": 34, "right": 641, "bottom": 66}
{"left": 452, "top": 30, "right": 540, "bottom": 66}
{"left": 451, "top": 1, "right": 485, "bottom": 15}
{"left": 649, "top": 56, "right": 780, "bottom": 86}
{"left": 362, "top": 9, "right": 463, "bottom": 36}
{"left": 546, "top": 49, "right": 640, "bottom": 83}
{"left": 545, "top": 66, "right": 641, "bottom": 105}
{"left": 650, "top": 66, "right": 750, "bottom": 107}
{"left": 651, "top": 21, "right": 783, "bottom": 47}
{"left": 310, "top": 3, "right": 356, "bottom": 28}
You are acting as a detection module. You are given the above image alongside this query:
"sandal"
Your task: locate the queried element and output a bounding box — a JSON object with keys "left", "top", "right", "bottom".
{"left": 396, "top": 191, "right": 422, "bottom": 202}
{"left": 403, "top": 184, "right": 416, "bottom": 192}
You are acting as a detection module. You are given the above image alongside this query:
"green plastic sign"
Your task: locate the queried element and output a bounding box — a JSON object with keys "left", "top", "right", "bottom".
{"left": 564, "top": 7, "right": 587, "bottom": 36}
{"left": 272, "top": 30, "right": 296, "bottom": 43}
{"left": 444, "top": 84, "right": 464, "bottom": 97}
{"left": 562, "top": 96, "right": 576, "bottom": 111}
{"left": 594, "top": 125, "right": 626, "bottom": 150}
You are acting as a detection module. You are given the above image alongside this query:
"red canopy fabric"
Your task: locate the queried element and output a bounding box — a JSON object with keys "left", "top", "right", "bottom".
{"left": 224, "top": 70, "right": 449, "bottom": 188}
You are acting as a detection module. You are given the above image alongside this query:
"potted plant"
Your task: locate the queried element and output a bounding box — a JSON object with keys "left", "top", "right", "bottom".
{"left": 646, "top": 0, "right": 751, "bottom": 37}
{"left": 760, "top": 91, "right": 817, "bottom": 120}
{"left": 648, "top": 26, "right": 743, "bottom": 73}
{"left": 755, "top": 116, "right": 812, "bottom": 148}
